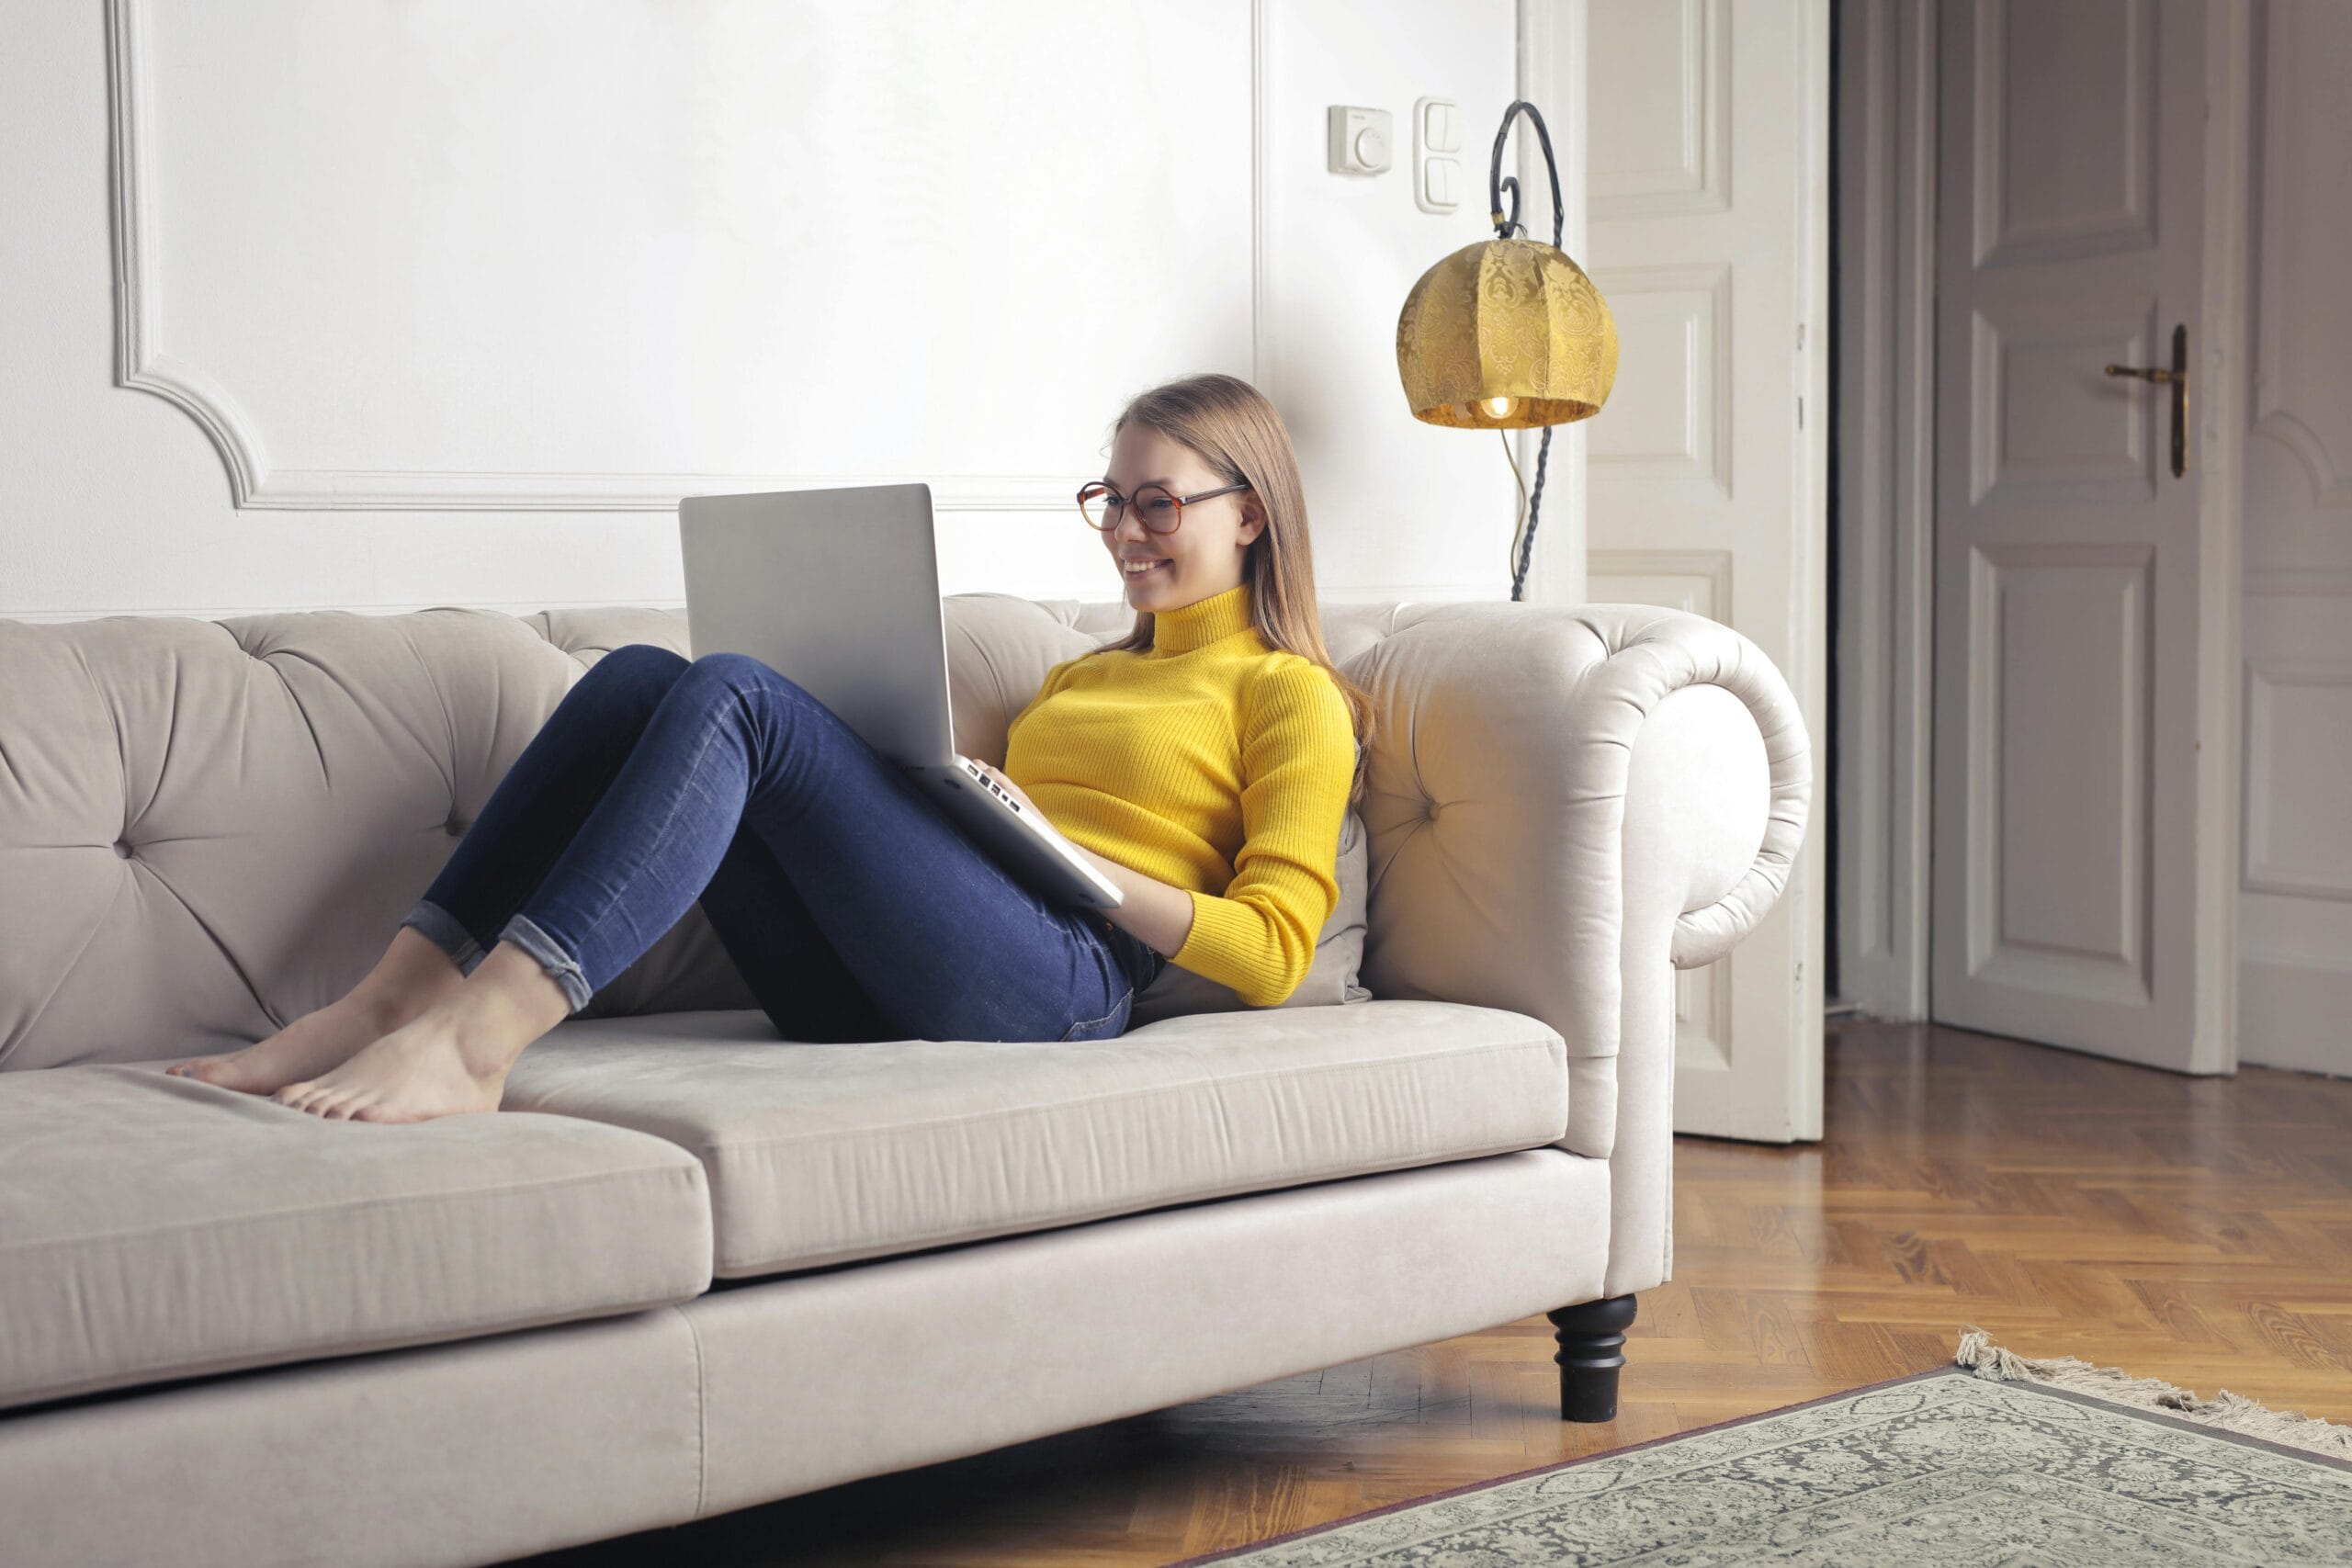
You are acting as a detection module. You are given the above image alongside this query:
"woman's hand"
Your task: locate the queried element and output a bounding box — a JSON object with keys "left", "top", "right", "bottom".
{"left": 971, "top": 760, "right": 1040, "bottom": 816}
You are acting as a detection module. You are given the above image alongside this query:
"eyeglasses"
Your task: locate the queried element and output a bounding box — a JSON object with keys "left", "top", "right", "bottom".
{"left": 1077, "top": 479, "right": 1252, "bottom": 535}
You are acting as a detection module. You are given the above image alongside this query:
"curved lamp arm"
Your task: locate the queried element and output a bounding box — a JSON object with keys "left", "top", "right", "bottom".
{"left": 1488, "top": 99, "right": 1565, "bottom": 249}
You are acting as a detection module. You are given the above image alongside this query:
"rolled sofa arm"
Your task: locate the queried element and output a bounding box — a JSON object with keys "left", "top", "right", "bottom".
{"left": 1347, "top": 602, "right": 1811, "bottom": 1292}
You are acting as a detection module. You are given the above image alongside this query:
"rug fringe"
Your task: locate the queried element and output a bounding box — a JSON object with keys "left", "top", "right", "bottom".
{"left": 1953, "top": 1327, "right": 2352, "bottom": 1462}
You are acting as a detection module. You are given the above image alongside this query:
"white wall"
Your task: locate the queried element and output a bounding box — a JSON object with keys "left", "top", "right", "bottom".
{"left": 0, "top": 0, "right": 1523, "bottom": 622}
{"left": 2236, "top": 0, "right": 2352, "bottom": 1077}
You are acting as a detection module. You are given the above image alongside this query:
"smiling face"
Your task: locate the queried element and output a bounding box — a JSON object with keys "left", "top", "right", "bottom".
{"left": 1098, "top": 422, "right": 1266, "bottom": 606}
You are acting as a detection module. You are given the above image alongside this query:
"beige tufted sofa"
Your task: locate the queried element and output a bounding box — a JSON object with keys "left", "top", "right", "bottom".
{"left": 0, "top": 592, "right": 1808, "bottom": 1568}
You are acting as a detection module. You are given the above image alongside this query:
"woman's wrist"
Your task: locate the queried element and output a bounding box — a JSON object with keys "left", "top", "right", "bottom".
{"left": 1076, "top": 845, "right": 1192, "bottom": 959}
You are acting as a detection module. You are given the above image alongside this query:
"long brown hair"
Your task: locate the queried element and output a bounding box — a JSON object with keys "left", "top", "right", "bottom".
{"left": 1083, "top": 372, "right": 1375, "bottom": 810}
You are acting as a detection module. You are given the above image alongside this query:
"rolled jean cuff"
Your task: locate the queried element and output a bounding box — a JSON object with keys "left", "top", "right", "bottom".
{"left": 497, "top": 910, "right": 595, "bottom": 1015}
{"left": 399, "top": 898, "right": 486, "bottom": 976}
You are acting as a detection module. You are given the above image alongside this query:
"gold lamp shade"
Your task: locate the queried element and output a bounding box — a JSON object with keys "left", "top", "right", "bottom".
{"left": 1395, "top": 235, "right": 1618, "bottom": 429}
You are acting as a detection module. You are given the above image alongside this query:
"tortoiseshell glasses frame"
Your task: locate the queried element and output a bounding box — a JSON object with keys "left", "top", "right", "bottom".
{"left": 1076, "top": 479, "right": 1252, "bottom": 536}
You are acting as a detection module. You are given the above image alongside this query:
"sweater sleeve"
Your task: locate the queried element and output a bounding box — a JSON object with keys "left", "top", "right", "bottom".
{"left": 1170, "top": 659, "right": 1357, "bottom": 1007}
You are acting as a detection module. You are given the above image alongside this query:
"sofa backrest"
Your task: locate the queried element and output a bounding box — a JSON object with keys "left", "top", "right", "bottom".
{"left": 0, "top": 596, "right": 1408, "bottom": 1071}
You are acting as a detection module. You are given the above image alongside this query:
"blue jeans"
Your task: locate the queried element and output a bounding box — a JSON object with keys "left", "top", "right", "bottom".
{"left": 398, "top": 644, "right": 1168, "bottom": 1043}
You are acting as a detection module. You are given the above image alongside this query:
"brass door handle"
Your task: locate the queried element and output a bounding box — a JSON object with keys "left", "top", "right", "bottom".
{"left": 2104, "top": 323, "right": 2189, "bottom": 479}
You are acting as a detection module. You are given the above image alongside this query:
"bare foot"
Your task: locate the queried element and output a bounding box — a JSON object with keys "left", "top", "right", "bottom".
{"left": 275, "top": 1001, "right": 524, "bottom": 1123}
{"left": 168, "top": 973, "right": 462, "bottom": 1096}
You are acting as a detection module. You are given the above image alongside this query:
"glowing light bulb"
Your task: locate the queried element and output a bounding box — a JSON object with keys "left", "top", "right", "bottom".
{"left": 1485, "top": 395, "right": 1515, "bottom": 418}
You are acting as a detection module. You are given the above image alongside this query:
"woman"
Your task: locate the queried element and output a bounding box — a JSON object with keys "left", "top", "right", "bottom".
{"left": 167, "top": 372, "right": 1374, "bottom": 1123}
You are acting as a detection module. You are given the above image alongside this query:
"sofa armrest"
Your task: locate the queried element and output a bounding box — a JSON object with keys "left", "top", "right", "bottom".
{"left": 1350, "top": 603, "right": 1811, "bottom": 1293}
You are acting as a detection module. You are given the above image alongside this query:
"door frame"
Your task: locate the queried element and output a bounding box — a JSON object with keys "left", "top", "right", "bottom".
{"left": 1832, "top": 0, "right": 2252, "bottom": 1069}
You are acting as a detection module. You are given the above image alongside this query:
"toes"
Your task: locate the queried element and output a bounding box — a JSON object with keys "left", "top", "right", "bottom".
{"left": 274, "top": 1077, "right": 370, "bottom": 1120}
{"left": 322, "top": 1083, "right": 371, "bottom": 1119}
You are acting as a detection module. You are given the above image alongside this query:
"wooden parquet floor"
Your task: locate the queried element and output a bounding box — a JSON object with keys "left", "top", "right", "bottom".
{"left": 524, "top": 1017, "right": 2352, "bottom": 1566}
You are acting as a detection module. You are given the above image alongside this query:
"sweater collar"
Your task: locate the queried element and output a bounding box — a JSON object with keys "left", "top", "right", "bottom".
{"left": 1148, "top": 580, "right": 1256, "bottom": 657}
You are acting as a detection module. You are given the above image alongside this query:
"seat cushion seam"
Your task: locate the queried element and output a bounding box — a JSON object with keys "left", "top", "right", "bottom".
{"left": 671, "top": 1303, "right": 709, "bottom": 1518}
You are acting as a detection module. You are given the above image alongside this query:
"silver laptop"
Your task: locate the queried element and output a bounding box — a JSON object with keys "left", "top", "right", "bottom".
{"left": 677, "top": 482, "right": 1125, "bottom": 911}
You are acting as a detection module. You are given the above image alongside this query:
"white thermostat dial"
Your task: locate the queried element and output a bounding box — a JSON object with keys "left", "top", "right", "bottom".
{"left": 1327, "top": 106, "right": 1393, "bottom": 175}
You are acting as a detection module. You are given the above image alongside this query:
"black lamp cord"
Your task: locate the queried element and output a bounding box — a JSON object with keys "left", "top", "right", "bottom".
{"left": 1487, "top": 99, "right": 1564, "bottom": 604}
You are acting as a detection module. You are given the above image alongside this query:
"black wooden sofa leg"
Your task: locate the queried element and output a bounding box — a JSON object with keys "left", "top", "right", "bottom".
{"left": 1545, "top": 1295, "right": 1638, "bottom": 1422}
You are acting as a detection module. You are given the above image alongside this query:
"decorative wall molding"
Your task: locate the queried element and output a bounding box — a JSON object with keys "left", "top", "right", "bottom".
{"left": 1589, "top": 0, "right": 1730, "bottom": 220}
{"left": 4, "top": 581, "right": 1514, "bottom": 626}
{"left": 4, "top": 599, "right": 693, "bottom": 626}
{"left": 103, "top": 0, "right": 1262, "bottom": 515}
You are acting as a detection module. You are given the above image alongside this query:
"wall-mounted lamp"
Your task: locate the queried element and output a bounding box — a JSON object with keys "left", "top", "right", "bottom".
{"left": 1395, "top": 99, "right": 1617, "bottom": 602}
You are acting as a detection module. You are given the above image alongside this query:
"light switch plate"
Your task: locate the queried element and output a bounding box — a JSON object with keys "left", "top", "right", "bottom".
{"left": 1426, "top": 155, "right": 1459, "bottom": 208}
{"left": 1421, "top": 98, "right": 1463, "bottom": 152}
{"left": 1414, "top": 96, "right": 1464, "bottom": 213}
{"left": 1327, "top": 106, "right": 1392, "bottom": 175}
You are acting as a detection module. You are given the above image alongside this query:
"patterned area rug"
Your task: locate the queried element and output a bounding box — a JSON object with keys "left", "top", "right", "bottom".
{"left": 1165, "top": 1332, "right": 2352, "bottom": 1566}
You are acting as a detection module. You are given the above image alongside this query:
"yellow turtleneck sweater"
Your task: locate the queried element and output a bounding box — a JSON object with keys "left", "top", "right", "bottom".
{"left": 1002, "top": 580, "right": 1357, "bottom": 1008}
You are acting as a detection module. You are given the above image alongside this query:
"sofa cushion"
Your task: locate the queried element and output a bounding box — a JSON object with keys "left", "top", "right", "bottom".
{"left": 0, "top": 1065, "right": 714, "bottom": 1414}
{"left": 0, "top": 595, "right": 1390, "bottom": 1074}
{"left": 499, "top": 998, "right": 1567, "bottom": 1279}
{"left": 1129, "top": 806, "right": 1373, "bottom": 1024}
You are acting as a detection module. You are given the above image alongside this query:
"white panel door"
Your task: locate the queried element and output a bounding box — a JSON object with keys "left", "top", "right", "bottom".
{"left": 1932, "top": 0, "right": 2224, "bottom": 1071}
{"left": 1585, "top": 0, "right": 1828, "bottom": 1142}
{"left": 2236, "top": 0, "right": 2352, "bottom": 1080}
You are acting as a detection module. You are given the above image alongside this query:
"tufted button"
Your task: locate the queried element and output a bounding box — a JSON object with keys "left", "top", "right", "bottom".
{"left": 445, "top": 816, "right": 466, "bottom": 838}
{"left": 112, "top": 839, "right": 132, "bottom": 858}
